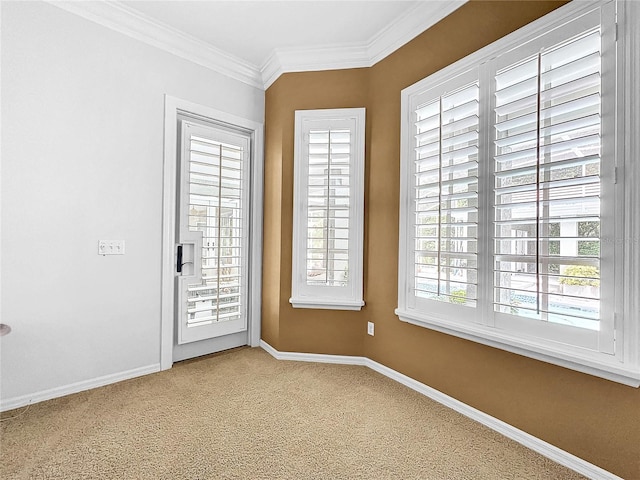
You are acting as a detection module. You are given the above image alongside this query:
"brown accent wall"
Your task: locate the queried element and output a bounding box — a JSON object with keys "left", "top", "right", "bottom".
{"left": 264, "top": 69, "right": 370, "bottom": 356}
{"left": 263, "top": 2, "right": 640, "bottom": 478}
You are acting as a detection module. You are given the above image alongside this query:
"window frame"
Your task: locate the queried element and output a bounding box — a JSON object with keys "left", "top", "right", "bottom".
{"left": 291, "top": 108, "right": 366, "bottom": 310}
{"left": 403, "top": 67, "right": 484, "bottom": 320}
{"left": 396, "top": 0, "right": 640, "bottom": 387}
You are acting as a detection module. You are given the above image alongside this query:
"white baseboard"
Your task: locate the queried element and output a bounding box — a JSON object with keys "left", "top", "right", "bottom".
{"left": 1, "top": 364, "right": 161, "bottom": 412}
{"left": 259, "top": 340, "right": 366, "bottom": 366}
{"left": 259, "top": 340, "right": 621, "bottom": 480}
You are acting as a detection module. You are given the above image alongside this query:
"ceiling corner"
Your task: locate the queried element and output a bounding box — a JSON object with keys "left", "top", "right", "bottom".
{"left": 262, "top": 0, "right": 468, "bottom": 88}
{"left": 262, "top": 44, "right": 370, "bottom": 90}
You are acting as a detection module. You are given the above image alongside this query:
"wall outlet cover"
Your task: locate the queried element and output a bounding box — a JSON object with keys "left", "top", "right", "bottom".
{"left": 99, "top": 240, "right": 126, "bottom": 255}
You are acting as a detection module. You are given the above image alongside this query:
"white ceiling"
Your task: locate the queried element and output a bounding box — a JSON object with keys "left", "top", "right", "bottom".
{"left": 120, "top": 1, "right": 422, "bottom": 67}
{"left": 50, "top": 0, "right": 466, "bottom": 88}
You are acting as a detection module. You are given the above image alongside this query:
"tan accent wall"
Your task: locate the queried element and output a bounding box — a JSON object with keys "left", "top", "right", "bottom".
{"left": 263, "top": 2, "right": 640, "bottom": 478}
{"left": 264, "top": 69, "right": 370, "bottom": 356}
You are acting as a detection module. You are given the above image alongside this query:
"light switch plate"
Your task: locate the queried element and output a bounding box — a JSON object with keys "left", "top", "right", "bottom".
{"left": 99, "top": 240, "right": 125, "bottom": 255}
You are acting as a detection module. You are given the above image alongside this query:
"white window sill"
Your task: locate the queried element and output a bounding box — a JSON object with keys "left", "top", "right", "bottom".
{"left": 290, "top": 297, "right": 364, "bottom": 311}
{"left": 396, "top": 308, "right": 640, "bottom": 388}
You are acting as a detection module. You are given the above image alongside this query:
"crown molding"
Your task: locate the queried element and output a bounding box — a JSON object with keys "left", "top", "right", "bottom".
{"left": 47, "top": 0, "right": 467, "bottom": 91}
{"left": 261, "top": 43, "right": 371, "bottom": 89}
{"left": 261, "top": 0, "right": 467, "bottom": 88}
{"left": 366, "top": 0, "right": 467, "bottom": 65}
{"left": 47, "top": 1, "right": 264, "bottom": 89}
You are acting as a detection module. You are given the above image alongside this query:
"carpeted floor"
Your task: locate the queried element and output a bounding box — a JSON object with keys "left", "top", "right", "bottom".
{"left": 1, "top": 346, "right": 585, "bottom": 479}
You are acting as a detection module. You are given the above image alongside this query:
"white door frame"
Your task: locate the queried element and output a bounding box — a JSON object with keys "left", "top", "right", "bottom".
{"left": 160, "top": 95, "right": 263, "bottom": 370}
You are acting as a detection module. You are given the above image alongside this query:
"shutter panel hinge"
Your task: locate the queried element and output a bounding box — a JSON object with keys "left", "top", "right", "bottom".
{"left": 615, "top": 22, "right": 618, "bottom": 42}
{"left": 614, "top": 167, "right": 618, "bottom": 184}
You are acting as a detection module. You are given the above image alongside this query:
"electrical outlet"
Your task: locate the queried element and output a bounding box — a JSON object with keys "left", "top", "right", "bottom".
{"left": 99, "top": 240, "right": 126, "bottom": 255}
{"left": 367, "top": 321, "right": 375, "bottom": 336}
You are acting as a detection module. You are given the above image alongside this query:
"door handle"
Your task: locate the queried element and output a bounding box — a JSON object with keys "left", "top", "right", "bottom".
{"left": 177, "top": 245, "right": 183, "bottom": 273}
{"left": 176, "top": 232, "right": 203, "bottom": 281}
{"left": 176, "top": 244, "right": 195, "bottom": 273}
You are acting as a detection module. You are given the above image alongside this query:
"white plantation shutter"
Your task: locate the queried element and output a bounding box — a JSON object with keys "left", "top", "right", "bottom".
{"left": 490, "top": 8, "right": 616, "bottom": 352}
{"left": 493, "top": 30, "right": 602, "bottom": 326}
{"left": 306, "top": 128, "right": 351, "bottom": 287}
{"left": 184, "top": 128, "right": 249, "bottom": 329}
{"left": 291, "top": 108, "right": 365, "bottom": 310}
{"left": 399, "top": 67, "right": 481, "bottom": 320}
{"left": 413, "top": 81, "right": 479, "bottom": 307}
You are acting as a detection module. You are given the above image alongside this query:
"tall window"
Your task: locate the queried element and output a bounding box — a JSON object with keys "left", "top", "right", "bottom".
{"left": 414, "top": 78, "right": 479, "bottom": 308}
{"left": 291, "top": 108, "right": 365, "bottom": 310}
{"left": 492, "top": 27, "right": 611, "bottom": 351}
{"left": 397, "top": 0, "right": 640, "bottom": 386}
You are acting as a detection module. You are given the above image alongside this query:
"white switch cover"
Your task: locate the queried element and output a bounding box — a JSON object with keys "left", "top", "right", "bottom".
{"left": 367, "top": 321, "right": 374, "bottom": 336}
{"left": 99, "top": 240, "right": 125, "bottom": 255}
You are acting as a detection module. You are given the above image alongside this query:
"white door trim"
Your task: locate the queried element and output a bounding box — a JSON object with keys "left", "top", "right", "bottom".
{"left": 161, "top": 95, "right": 263, "bottom": 370}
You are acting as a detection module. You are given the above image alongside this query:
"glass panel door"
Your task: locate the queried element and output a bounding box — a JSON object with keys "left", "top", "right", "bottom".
{"left": 177, "top": 120, "right": 251, "bottom": 344}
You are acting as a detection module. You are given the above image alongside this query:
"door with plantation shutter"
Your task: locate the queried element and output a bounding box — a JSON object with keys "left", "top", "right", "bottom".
{"left": 176, "top": 120, "right": 251, "bottom": 345}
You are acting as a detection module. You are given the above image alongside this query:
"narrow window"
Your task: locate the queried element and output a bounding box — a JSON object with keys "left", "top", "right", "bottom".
{"left": 493, "top": 29, "right": 607, "bottom": 348}
{"left": 414, "top": 81, "right": 480, "bottom": 307}
{"left": 291, "top": 108, "right": 365, "bottom": 310}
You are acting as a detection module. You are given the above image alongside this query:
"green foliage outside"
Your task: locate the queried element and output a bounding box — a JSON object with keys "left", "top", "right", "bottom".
{"left": 559, "top": 265, "right": 600, "bottom": 287}
{"left": 578, "top": 221, "right": 600, "bottom": 256}
{"left": 547, "top": 222, "right": 600, "bottom": 256}
{"left": 578, "top": 221, "right": 600, "bottom": 238}
{"left": 450, "top": 289, "right": 467, "bottom": 305}
{"left": 578, "top": 241, "right": 600, "bottom": 256}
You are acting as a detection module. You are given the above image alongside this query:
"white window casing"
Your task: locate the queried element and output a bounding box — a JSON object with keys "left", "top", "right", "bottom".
{"left": 405, "top": 67, "right": 482, "bottom": 320}
{"left": 397, "top": 0, "right": 640, "bottom": 387}
{"left": 291, "top": 108, "right": 366, "bottom": 310}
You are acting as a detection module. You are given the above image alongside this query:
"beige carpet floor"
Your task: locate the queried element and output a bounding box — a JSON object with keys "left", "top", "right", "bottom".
{"left": 1, "top": 347, "right": 585, "bottom": 479}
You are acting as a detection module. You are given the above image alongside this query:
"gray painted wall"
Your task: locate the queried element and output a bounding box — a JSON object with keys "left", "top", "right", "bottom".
{"left": 0, "top": 1, "right": 264, "bottom": 406}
